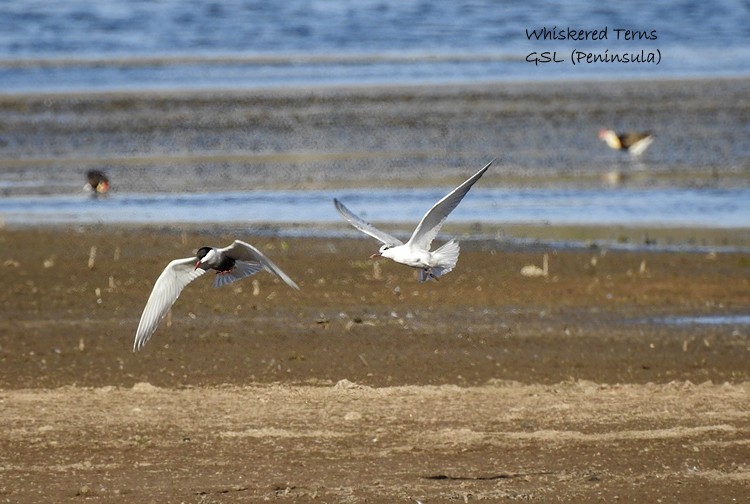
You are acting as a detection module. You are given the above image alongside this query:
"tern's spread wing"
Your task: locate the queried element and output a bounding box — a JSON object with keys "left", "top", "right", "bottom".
{"left": 212, "top": 261, "right": 264, "bottom": 288}
{"left": 133, "top": 257, "right": 206, "bottom": 351}
{"left": 407, "top": 160, "right": 492, "bottom": 250}
{"left": 333, "top": 198, "right": 403, "bottom": 247}
{"left": 223, "top": 240, "right": 300, "bottom": 291}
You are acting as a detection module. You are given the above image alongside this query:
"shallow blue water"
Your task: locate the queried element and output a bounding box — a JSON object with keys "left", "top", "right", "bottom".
{"left": 0, "top": 0, "right": 748, "bottom": 93}
{"left": 653, "top": 315, "right": 750, "bottom": 326}
{"left": 2, "top": 187, "right": 747, "bottom": 233}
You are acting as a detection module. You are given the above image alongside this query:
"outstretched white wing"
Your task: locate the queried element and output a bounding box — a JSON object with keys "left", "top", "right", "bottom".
{"left": 333, "top": 198, "right": 403, "bottom": 247}
{"left": 407, "top": 160, "right": 492, "bottom": 250}
{"left": 133, "top": 257, "right": 206, "bottom": 352}
{"left": 222, "top": 240, "right": 300, "bottom": 291}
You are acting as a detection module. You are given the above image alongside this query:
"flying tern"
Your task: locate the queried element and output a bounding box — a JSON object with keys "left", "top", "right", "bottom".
{"left": 133, "top": 240, "right": 299, "bottom": 351}
{"left": 333, "top": 160, "right": 492, "bottom": 282}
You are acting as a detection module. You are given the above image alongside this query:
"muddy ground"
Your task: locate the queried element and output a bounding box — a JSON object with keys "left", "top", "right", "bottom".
{"left": 1, "top": 226, "right": 749, "bottom": 503}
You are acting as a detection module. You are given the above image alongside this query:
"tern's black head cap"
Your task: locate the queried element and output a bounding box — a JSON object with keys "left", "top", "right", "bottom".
{"left": 195, "top": 247, "right": 212, "bottom": 260}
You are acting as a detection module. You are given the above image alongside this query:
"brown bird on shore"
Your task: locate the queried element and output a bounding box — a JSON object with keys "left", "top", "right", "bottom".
{"left": 598, "top": 129, "right": 654, "bottom": 157}
{"left": 84, "top": 170, "right": 110, "bottom": 194}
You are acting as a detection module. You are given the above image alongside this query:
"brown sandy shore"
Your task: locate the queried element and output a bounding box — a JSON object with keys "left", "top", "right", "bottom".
{"left": 1, "top": 76, "right": 749, "bottom": 502}
{"left": 1, "top": 226, "right": 749, "bottom": 503}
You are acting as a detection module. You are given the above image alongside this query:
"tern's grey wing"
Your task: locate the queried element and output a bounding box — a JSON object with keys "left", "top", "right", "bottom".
{"left": 223, "top": 240, "right": 300, "bottom": 291}
{"left": 133, "top": 257, "right": 206, "bottom": 352}
{"left": 212, "top": 261, "right": 264, "bottom": 288}
{"left": 333, "top": 198, "right": 403, "bottom": 247}
{"left": 407, "top": 160, "right": 492, "bottom": 250}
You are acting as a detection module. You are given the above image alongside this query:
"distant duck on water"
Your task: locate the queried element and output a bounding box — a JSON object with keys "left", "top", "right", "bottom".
{"left": 598, "top": 129, "right": 654, "bottom": 158}
{"left": 85, "top": 170, "right": 110, "bottom": 195}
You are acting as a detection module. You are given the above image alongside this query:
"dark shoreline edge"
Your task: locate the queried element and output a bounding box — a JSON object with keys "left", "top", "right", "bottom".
{"left": 2, "top": 221, "right": 747, "bottom": 253}
{"left": 1, "top": 73, "right": 749, "bottom": 100}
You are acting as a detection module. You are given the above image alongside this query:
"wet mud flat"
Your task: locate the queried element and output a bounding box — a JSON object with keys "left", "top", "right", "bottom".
{"left": 1, "top": 77, "right": 749, "bottom": 195}
{"left": 1, "top": 226, "right": 749, "bottom": 502}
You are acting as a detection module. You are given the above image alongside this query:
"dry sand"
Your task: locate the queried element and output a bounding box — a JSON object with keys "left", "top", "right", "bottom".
{"left": 1, "top": 227, "right": 749, "bottom": 503}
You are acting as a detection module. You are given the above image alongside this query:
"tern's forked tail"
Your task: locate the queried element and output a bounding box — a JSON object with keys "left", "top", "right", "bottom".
{"left": 420, "top": 240, "right": 460, "bottom": 282}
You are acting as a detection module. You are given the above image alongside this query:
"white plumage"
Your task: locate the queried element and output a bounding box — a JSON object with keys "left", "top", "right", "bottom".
{"left": 333, "top": 160, "right": 492, "bottom": 282}
{"left": 133, "top": 240, "right": 299, "bottom": 352}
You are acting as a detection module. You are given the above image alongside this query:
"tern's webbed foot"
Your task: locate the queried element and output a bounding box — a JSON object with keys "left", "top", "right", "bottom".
{"left": 423, "top": 267, "right": 439, "bottom": 282}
